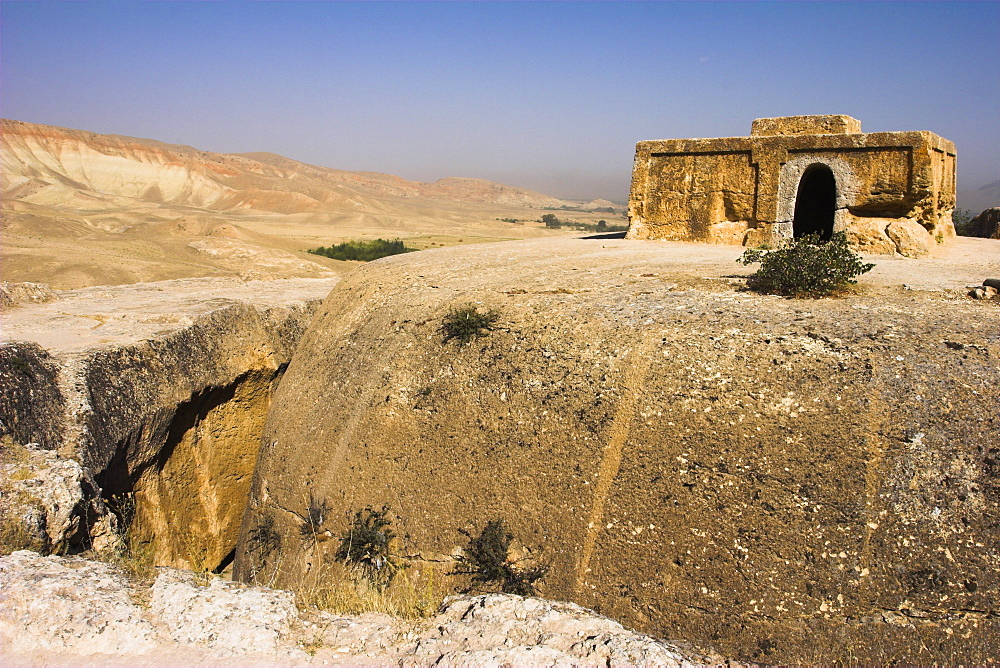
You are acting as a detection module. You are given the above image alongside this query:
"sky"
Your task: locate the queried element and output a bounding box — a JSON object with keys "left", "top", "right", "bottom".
{"left": 2, "top": 1, "right": 998, "bottom": 202}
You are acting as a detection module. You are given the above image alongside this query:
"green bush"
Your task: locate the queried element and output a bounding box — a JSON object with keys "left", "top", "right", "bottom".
{"left": 541, "top": 213, "right": 561, "bottom": 228}
{"left": 308, "top": 238, "right": 414, "bottom": 262}
{"left": 441, "top": 304, "right": 500, "bottom": 345}
{"left": 334, "top": 506, "right": 401, "bottom": 589}
{"left": 739, "top": 232, "right": 874, "bottom": 298}
{"left": 452, "top": 519, "right": 547, "bottom": 596}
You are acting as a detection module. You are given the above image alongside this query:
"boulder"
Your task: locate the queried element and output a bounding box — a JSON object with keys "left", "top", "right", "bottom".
{"left": 886, "top": 219, "right": 934, "bottom": 257}
{"left": 236, "top": 237, "right": 1000, "bottom": 664}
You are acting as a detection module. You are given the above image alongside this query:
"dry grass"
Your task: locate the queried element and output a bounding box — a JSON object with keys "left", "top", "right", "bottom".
{"left": 0, "top": 515, "right": 45, "bottom": 555}
{"left": 99, "top": 493, "right": 158, "bottom": 586}
{"left": 295, "top": 558, "right": 446, "bottom": 619}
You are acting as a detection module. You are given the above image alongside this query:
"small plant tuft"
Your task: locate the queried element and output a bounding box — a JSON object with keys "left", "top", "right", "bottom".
{"left": 103, "top": 493, "right": 157, "bottom": 584}
{"left": 248, "top": 514, "right": 282, "bottom": 559}
{"left": 452, "top": 519, "right": 548, "bottom": 596}
{"left": 299, "top": 494, "right": 330, "bottom": 544}
{"left": 739, "top": 232, "right": 874, "bottom": 298}
{"left": 441, "top": 304, "right": 500, "bottom": 345}
{"left": 334, "top": 505, "right": 401, "bottom": 590}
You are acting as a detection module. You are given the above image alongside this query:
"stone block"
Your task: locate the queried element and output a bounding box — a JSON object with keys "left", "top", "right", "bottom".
{"left": 751, "top": 115, "right": 862, "bottom": 136}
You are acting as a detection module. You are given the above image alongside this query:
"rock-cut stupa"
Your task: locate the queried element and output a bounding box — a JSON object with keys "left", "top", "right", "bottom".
{"left": 626, "top": 115, "right": 956, "bottom": 257}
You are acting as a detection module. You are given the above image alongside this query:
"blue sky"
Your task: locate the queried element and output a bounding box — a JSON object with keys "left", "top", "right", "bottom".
{"left": 2, "top": 1, "right": 997, "bottom": 201}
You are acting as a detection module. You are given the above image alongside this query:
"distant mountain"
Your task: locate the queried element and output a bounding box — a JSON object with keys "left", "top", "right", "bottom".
{"left": 1, "top": 119, "right": 604, "bottom": 288}
{"left": 958, "top": 179, "right": 1000, "bottom": 215}
{"left": 1, "top": 119, "right": 571, "bottom": 216}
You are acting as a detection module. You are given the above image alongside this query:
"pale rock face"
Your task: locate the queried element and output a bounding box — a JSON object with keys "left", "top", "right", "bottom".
{"left": 149, "top": 569, "right": 308, "bottom": 658}
{"left": 0, "top": 551, "right": 157, "bottom": 655}
{"left": 0, "top": 443, "right": 117, "bottom": 554}
{"left": 0, "top": 282, "right": 57, "bottom": 309}
{"left": 844, "top": 218, "right": 898, "bottom": 255}
{"left": 400, "top": 594, "right": 692, "bottom": 666}
{"left": 0, "top": 551, "right": 701, "bottom": 665}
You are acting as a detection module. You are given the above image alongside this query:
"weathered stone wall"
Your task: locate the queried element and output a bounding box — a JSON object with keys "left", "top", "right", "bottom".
{"left": 235, "top": 240, "right": 999, "bottom": 664}
{"left": 627, "top": 116, "right": 957, "bottom": 257}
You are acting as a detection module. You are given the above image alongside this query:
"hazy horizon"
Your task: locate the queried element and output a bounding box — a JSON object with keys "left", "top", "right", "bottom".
{"left": 2, "top": 2, "right": 997, "bottom": 202}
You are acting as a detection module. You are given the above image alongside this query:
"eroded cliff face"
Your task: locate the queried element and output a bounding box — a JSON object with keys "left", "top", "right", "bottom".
{"left": 236, "top": 238, "right": 1000, "bottom": 664}
{"left": 0, "top": 278, "right": 334, "bottom": 570}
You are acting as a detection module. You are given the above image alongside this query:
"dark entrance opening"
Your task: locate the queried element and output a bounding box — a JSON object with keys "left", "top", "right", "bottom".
{"left": 792, "top": 164, "right": 836, "bottom": 240}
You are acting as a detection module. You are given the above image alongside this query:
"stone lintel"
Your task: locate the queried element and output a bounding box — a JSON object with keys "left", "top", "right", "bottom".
{"left": 751, "top": 115, "right": 862, "bottom": 137}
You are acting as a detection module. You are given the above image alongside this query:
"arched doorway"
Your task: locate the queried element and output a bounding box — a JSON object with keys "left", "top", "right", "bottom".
{"left": 792, "top": 164, "right": 836, "bottom": 240}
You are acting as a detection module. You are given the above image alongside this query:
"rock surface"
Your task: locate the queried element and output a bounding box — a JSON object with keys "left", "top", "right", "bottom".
{"left": 0, "top": 551, "right": 699, "bottom": 666}
{"left": 0, "top": 282, "right": 57, "bottom": 309}
{"left": 238, "top": 236, "right": 1000, "bottom": 664}
{"left": 0, "top": 276, "right": 337, "bottom": 570}
{"left": 965, "top": 206, "right": 1000, "bottom": 239}
{"left": 0, "top": 442, "right": 117, "bottom": 555}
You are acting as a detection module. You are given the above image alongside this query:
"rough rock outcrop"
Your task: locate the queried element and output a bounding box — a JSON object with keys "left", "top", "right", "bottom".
{"left": 237, "top": 237, "right": 1000, "bottom": 664}
{"left": 966, "top": 207, "right": 1000, "bottom": 239}
{"left": 0, "top": 277, "right": 336, "bottom": 570}
{"left": 0, "top": 551, "right": 158, "bottom": 656}
{"left": 0, "top": 442, "right": 117, "bottom": 555}
{"left": 0, "top": 282, "right": 57, "bottom": 309}
{"left": 0, "top": 551, "right": 698, "bottom": 665}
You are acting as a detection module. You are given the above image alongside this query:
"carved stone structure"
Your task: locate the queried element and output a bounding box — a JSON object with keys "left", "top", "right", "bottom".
{"left": 626, "top": 115, "right": 956, "bottom": 256}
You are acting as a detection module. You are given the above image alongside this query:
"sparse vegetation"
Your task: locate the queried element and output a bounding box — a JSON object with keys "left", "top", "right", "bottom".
{"left": 299, "top": 494, "right": 330, "bottom": 545}
{"left": 952, "top": 208, "right": 977, "bottom": 236}
{"left": 308, "top": 238, "right": 415, "bottom": 262}
{"left": 452, "top": 519, "right": 548, "bottom": 596}
{"left": 103, "top": 493, "right": 157, "bottom": 584}
{"left": 538, "top": 213, "right": 626, "bottom": 233}
{"left": 541, "top": 213, "right": 561, "bottom": 228}
{"left": 295, "top": 559, "right": 443, "bottom": 619}
{"left": 441, "top": 304, "right": 500, "bottom": 345}
{"left": 248, "top": 514, "right": 282, "bottom": 559}
{"left": 334, "top": 505, "right": 402, "bottom": 590}
{"left": 739, "top": 232, "right": 874, "bottom": 298}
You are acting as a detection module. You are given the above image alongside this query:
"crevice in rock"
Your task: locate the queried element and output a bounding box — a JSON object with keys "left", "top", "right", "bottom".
{"left": 96, "top": 368, "right": 283, "bottom": 571}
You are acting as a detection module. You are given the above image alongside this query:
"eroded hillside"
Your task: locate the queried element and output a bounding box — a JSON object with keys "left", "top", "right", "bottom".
{"left": 1, "top": 119, "right": 622, "bottom": 288}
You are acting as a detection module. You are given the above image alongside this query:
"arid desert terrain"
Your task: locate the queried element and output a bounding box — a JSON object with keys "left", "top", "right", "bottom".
{"left": 2, "top": 119, "right": 999, "bottom": 666}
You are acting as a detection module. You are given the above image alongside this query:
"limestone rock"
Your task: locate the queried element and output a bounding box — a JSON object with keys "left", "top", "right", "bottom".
{"left": 149, "top": 568, "right": 308, "bottom": 658}
{"left": 886, "top": 219, "right": 934, "bottom": 257}
{"left": 0, "top": 277, "right": 331, "bottom": 572}
{"left": 843, "top": 218, "right": 896, "bottom": 255}
{"left": 401, "top": 594, "right": 692, "bottom": 666}
{"left": 0, "top": 550, "right": 157, "bottom": 655}
{"left": 0, "top": 443, "right": 117, "bottom": 554}
{"left": 0, "top": 551, "right": 704, "bottom": 665}
{"left": 0, "top": 282, "right": 57, "bottom": 309}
